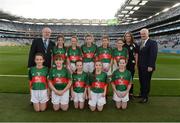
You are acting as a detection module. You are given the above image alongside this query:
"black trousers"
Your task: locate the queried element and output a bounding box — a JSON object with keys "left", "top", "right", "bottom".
{"left": 127, "top": 63, "right": 135, "bottom": 95}
{"left": 138, "top": 67, "right": 153, "bottom": 99}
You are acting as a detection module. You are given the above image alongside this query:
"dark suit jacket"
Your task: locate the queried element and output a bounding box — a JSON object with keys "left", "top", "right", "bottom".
{"left": 138, "top": 39, "right": 158, "bottom": 70}
{"left": 28, "top": 38, "right": 55, "bottom": 68}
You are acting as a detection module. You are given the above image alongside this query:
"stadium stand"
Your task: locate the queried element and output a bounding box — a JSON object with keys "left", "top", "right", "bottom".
{"left": 0, "top": 2, "right": 180, "bottom": 53}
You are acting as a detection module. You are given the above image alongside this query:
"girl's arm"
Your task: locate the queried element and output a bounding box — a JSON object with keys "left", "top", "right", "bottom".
{"left": 111, "top": 82, "right": 121, "bottom": 97}
{"left": 111, "top": 82, "right": 117, "bottom": 94}
{"left": 71, "top": 85, "right": 75, "bottom": 99}
{"left": 83, "top": 87, "right": 87, "bottom": 99}
{"left": 102, "top": 84, "right": 108, "bottom": 97}
{"left": 88, "top": 87, "right": 91, "bottom": 99}
{"left": 114, "top": 59, "right": 117, "bottom": 68}
{"left": 122, "top": 82, "right": 132, "bottom": 97}
{"left": 62, "top": 80, "right": 72, "bottom": 94}
{"left": 110, "top": 58, "right": 113, "bottom": 68}
{"left": 48, "top": 81, "right": 58, "bottom": 94}
{"left": 126, "top": 82, "right": 132, "bottom": 93}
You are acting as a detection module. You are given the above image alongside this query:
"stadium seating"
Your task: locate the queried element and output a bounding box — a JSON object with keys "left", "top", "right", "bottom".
{"left": 0, "top": 6, "right": 179, "bottom": 52}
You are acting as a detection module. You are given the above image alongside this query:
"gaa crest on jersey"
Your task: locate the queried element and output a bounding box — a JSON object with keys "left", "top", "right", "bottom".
{"left": 96, "top": 78, "right": 100, "bottom": 82}
{"left": 120, "top": 75, "right": 123, "bottom": 79}
{"left": 57, "top": 73, "right": 61, "bottom": 77}
{"left": 77, "top": 77, "right": 81, "bottom": 81}
{"left": 130, "top": 46, "right": 133, "bottom": 50}
{"left": 37, "top": 72, "right": 41, "bottom": 76}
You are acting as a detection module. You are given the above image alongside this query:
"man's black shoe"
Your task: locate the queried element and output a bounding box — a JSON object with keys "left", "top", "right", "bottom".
{"left": 139, "top": 98, "right": 148, "bottom": 103}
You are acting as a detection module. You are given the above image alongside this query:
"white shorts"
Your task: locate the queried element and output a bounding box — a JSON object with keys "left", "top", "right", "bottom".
{"left": 88, "top": 91, "right": 106, "bottom": 107}
{"left": 102, "top": 63, "right": 112, "bottom": 76}
{"left": 113, "top": 91, "right": 129, "bottom": 102}
{"left": 31, "top": 89, "right": 49, "bottom": 103}
{"left": 83, "top": 62, "right": 94, "bottom": 73}
{"left": 73, "top": 91, "right": 85, "bottom": 103}
{"left": 51, "top": 90, "right": 69, "bottom": 105}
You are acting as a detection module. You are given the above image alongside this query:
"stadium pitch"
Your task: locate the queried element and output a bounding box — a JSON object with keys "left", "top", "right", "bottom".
{"left": 0, "top": 46, "right": 180, "bottom": 122}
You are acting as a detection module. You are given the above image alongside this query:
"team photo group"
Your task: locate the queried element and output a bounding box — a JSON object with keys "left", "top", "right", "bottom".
{"left": 28, "top": 27, "right": 158, "bottom": 112}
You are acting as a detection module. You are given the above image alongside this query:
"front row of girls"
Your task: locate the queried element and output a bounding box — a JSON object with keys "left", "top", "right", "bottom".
{"left": 28, "top": 53, "right": 132, "bottom": 112}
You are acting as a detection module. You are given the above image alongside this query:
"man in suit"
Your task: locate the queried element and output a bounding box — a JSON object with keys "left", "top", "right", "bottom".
{"left": 28, "top": 27, "right": 55, "bottom": 68}
{"left": 138, "top": 28, "right": 158, "bottom": 103}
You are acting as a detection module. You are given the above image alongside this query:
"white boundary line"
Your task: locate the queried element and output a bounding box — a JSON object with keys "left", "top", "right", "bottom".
{"left": 0, "top": 75, "right": 27, "bottom": 77}
{"left": 0, "top": 74, "right": 180, "bottom": 80}
{"left": 135, "top": 78, "right": 180, "bottom": 81}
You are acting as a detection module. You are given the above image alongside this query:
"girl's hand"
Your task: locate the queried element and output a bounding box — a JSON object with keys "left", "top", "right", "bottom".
{"left": 85, "top": 93, "right": 88, "bottom": 100}
{"left": 101, "top": 93, "right": 106, "bottom": 97}
{"left": 104, "top": 66, "right": 109, "bottom": 72}
{"left": 83, "top": 93, "right": 86, "bottom": 99}
{"left": 71, "top": 92, "right": 75, "bottom": 100}
{"left": 116, "top": 91, "right": 121, "bottom": 98}
{"left": 122, "top": 91, "right": 128, "bottom": 98}
{"left": 56, "top": 90, "right": 64, "bottom": 96}
{"left": 88, "top": 94, "right": 92, "bottom": 100}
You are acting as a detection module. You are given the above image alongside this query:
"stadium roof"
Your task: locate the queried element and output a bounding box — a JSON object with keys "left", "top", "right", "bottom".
{"left": 0, "top": 0, "right": 180, "bottom": 25}
{"left": 0, "top": 11, "right": 20, "bottom": 20}
{"left": 115, "top": 0, "right": 180, "bottom": 24}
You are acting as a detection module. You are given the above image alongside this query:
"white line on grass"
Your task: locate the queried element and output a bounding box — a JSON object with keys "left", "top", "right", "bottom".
{"left": 0, "top": 75, "right": 27, "bottom": 77}
{"left": 0, "top": 74, "right": 180, "bottom": 80}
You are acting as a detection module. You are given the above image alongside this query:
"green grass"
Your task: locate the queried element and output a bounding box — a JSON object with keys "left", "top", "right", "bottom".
{"left": 0, "top": 93, "right": 180, "bottom": 122}
{"left": 0, "top": 46, "right": 29, "bottom": 75}
{"left": 0, "top": 46, "right": 180, "bottom": 122}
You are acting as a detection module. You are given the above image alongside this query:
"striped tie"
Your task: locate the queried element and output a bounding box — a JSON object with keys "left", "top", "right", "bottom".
{"left": 44, "top": 40, "right": 48, "bottom": 52}
{"left": 140, "top": 40, "right": 145, "bottom": 50}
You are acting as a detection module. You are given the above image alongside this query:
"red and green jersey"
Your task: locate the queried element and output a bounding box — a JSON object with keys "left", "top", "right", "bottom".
{"left": 96, "top": 46, "right": 112, "bottom": 63}
{"left": 112, "top": 47, "right": 129, "bottom": 62}
{"left": 81, "top": 44, "right": 97, "bottom": 62}
{"left": 67, "top": 46, "right": 82, "bottom": 63}
{"left": 48, "top": 67, "right": 72, "bottom": 90}
{"left": 28, "top": 66, "right": 48, "bottom": 90}
{"left": 72, "top": 72, "right": 89, "bottom": 93}
{"left": 52, "top": 46, "right": 67, "bottom": 61}
{"left": 89, "top": 72, "right": 108, "bottom": 93}
{"left": 111, "top": 69, "right": 132, "bottom": 91}
{"left": 52, "top": 46, "right": 67, "bottom": 65}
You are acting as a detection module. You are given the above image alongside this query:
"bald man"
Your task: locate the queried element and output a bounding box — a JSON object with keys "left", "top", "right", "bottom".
{"left": 138, "top": 28, "right": 158, "bottom": 103}
{"left": 28, "top": 27, "right": 55, "bottom": 68}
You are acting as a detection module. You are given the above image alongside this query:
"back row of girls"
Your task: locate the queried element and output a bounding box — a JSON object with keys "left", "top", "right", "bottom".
{"left": 28, "top": 32, "right": 138, "bottom": 112}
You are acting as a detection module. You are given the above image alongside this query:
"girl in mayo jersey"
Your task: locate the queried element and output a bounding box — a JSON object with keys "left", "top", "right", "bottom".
{"left": 28, "top": 53, "right": 49, "bottom": 112}
{"left": 111, "top": 58, "right": 132, "bottom": 110}
{"left": 71, "top": 60, "right": 89, "bottom": 109}
{"left": 48, "top": 56, "right": 72, "bottom": 111}
{"left": 88, "top": 60, "right": 108, "bottom": 111}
